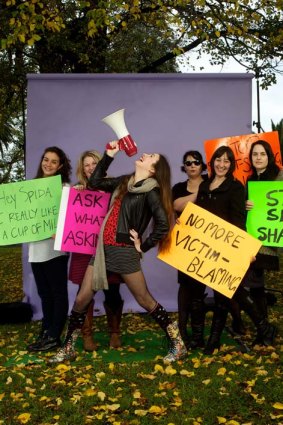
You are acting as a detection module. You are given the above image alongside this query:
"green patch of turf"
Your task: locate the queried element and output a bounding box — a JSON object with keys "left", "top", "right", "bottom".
{"left": 5, "top": 328, "right": 239, "bottom": 366}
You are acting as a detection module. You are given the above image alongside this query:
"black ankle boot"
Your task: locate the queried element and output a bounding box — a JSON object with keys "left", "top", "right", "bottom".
{"left": 252, "top": 320, "right": 277, "bottom": 346}
{"left": 27, "top": 329, "right": 49, "bottom": 352}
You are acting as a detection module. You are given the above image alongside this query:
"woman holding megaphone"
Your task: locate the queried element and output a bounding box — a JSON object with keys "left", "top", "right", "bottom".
{"left": 49, "top": 141, "right": 187, "bottom": 364}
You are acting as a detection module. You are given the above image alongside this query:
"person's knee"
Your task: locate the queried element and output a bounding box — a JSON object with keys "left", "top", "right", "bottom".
{"left": 75, "top": 292, "right": 89, "bottom": 310}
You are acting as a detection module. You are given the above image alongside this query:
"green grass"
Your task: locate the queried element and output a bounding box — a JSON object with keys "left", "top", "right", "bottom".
{"left": 0, "top": 247, "right": 282, "bottom": 425}
{"left": 0, "top": 245, "right": 23, "bottom": 302}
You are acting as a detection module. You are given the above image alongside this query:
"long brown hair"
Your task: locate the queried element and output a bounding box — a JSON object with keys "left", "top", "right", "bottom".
{"left": 35, "top": 146, "right": 71, "bottom": 183}
{"left": 115, "top": 155, "right": 173, "bottom": 252}
{"left": 153, "top": 154, "right": 174, "bottom": 253}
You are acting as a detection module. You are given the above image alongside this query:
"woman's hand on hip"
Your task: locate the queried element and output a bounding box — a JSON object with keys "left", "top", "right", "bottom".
{"left": 129, "top": 229, "right": 142, "bottom": 253}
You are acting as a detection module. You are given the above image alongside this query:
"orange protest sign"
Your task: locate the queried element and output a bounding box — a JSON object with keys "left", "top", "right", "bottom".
{"left": 204, "top": 131, "right": 282, "bottom": 185}
{"left": 158, "top": 202, "right": 262, "bottom": 299}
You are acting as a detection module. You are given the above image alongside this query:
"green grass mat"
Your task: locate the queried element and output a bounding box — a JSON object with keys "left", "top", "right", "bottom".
{"left": 4, "top": 328, "right": 240, "bottom": 367}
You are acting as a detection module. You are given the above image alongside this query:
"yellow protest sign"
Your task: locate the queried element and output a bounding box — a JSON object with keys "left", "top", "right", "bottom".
{"left": 158, "top": 202, "right": 262, "bottom": 298}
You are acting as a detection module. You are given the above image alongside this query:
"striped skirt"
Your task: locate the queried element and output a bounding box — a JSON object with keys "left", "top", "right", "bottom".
{"left": 104, "top": 245, "right": 141, "bottom": 275}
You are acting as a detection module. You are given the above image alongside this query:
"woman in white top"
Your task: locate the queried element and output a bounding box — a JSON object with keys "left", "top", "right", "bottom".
{"left": 27, "top": 146, "right": 72, "bottom": 352}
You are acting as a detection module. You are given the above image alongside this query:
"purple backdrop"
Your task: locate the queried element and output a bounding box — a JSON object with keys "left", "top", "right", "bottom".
{"left": 24, "top": 73, "right": 253, "bottom": 319}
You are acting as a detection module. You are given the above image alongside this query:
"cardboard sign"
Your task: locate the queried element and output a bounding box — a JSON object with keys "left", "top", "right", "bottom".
{"left": 55, "top": 187, "right": 111, "bottom": 255}
{"left": 158, "top": 202, "right": 262, "bottom": 298}
{"left": 204, "top": 131, "right": 282, "bottom": 185}
{"left": 0, "top": 176, "right": 62, "bottom": 245}
{"left": 246, "top": 181, "right": 283, "bottom": 247}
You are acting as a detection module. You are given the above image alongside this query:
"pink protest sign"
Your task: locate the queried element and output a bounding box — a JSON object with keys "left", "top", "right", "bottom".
{"left": 55, "top": 187, "right": 111, "bottom": 255}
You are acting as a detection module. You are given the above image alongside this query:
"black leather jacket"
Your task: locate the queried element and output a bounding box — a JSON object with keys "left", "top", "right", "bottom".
{"left": 89, "top": 153, "right": 169, "bottom": 253}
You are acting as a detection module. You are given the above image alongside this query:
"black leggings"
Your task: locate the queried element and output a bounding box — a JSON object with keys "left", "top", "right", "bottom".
{"left": 31, "top": 255, "right": 69, "bottom": 339}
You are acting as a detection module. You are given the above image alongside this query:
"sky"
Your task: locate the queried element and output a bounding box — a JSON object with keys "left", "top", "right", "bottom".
{"left": 179, "top": 56, "right": 283, "bottom": 133}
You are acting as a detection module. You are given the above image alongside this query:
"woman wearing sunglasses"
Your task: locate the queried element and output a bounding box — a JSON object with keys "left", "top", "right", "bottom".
{"left": 172, "top": 150, "right": 208, "bottom": 349}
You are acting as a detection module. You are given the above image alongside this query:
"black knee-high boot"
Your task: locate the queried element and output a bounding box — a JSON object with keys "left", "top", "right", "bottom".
{"left": 150, "top": 302, "right": 187, "bottom": 362}
{"left": 249, "top": 287, "right": 268, "bottom": 319}
{"left": 204, "top": 304, "right": 228, "bottom": 355}
{"left": 177, "top": 283, "right": 192, "bottom": 349}
{"left": 48, "top": 309, "right": 87, "bottom": 363}
{"left": 235, "top": 286, "right": 277, "bottom": 346}
{"left": 229, "top": 299, "right": 246, "bottom": 335}
{"left": 189, "top": 299, "right": 205, "bottom": 349}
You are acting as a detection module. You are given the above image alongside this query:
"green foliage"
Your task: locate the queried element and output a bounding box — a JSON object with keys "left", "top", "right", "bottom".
{"left": 0, "top": 1, "right": 282, "bottom": 179}
{"left": 0, "top": 142, "right": 25, "bottom": 183}
{"left": 1, "top": 1, "right": 282, "bottom": 83}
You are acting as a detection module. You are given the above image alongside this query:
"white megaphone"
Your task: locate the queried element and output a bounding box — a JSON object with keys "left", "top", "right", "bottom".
{"left": 102, "top": 108, "right": 137, "bottom": 157}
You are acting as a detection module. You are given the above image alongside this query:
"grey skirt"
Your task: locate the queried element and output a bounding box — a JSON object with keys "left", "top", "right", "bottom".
{"left": 104, "top": 245, "right": 141, "bottom": 275}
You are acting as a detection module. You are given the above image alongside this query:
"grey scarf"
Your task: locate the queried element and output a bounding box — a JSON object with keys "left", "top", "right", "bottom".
{"left": 92, "top": 176, "right": 159, "bottom": 290}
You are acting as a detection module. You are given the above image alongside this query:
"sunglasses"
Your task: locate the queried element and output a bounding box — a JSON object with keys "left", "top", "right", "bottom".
{"left": 184, "top": 160, "right": 201, "bottom": 166}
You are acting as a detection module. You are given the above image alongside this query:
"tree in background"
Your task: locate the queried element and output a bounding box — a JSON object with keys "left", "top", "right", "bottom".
{"left": 0, "top": 0, "right": 282, "bottom": 179}
{"left": 271, "top": 119, "right": 283, "bottom": 156}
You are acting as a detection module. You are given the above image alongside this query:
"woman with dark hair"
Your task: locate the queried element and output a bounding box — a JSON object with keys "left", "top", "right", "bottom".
{"left": 68, "top": 149, "right": 124, "bottom": 351}
{"left": 247, "top": 140, "right": 281, "bottom": 182}
{"left": 172, "top": 150, "right": 208, "bottom": 349}
{"left": 243, "top": 140, "right": 282, "bottom": 345}
{"left": 27, "top": 147, "right": 72, "bottom": 352}
{"left": 49, "top": 141, "right": 187, "bottom": 363}
{"left": 188, "top": 145, "right": 277, "bottom": 354}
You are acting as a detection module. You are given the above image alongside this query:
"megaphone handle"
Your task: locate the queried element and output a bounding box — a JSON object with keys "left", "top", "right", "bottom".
{"left": 106, "top": 141, "right": 123, "bottom": 150}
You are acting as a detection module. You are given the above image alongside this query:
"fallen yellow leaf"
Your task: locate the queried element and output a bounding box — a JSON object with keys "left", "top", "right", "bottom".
{"left": 17, "top": 413, "right": 31, "bottom": 424}
{"left": 85, "top": 389, "right": 96, "bottom": 397}
{"left": 148, "top": 405, "right": 167, "bottom": 414}
{"left": 180, "top": 369, "right": 195, "bottom": 377}
{"left": 134, "top": 409, "right": 147, "bottom": 416}
{"left": 55, "top": 364, "right": 70, "bottom": 372}
{"left": 97, "top": 391, "right": 106, "bottom": 401}
{"left": 217, "top": 367, "right": 226, "bottom": 376}
{"left": 165, "top": 365, "right": 177, "bottom": 375}
{"left": 273, "top": 402, "right": 283, "bottom": 409}
{"left": 154, "top": 364, "right": 164, "bottom": 373}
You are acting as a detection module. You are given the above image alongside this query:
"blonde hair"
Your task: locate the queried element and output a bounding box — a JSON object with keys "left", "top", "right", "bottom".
{"left": 76, "top": 150, "right": 102, "bottom": 186}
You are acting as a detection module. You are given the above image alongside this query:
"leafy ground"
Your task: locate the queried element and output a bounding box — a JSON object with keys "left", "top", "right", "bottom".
{"left": 0, "top": 247, "right": 282, "bottom": 425}
{"left": 0, "top": 246, "right": 23, "bottom": 303}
